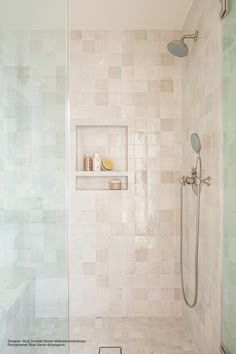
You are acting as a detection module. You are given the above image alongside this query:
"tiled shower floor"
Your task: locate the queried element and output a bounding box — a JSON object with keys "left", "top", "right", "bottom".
{"left": 70, "top": 317, "right": 198, "bottom": 354}
{"left": 14, "top": 317, "right": 198, "bottom": 354}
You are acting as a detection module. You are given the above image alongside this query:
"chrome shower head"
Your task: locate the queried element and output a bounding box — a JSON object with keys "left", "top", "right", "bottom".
{"left": 167, "top": 39, "right": 188, "bottom": 57}
{"left": 167, "top": 31, "right": 199, "bottom": 58}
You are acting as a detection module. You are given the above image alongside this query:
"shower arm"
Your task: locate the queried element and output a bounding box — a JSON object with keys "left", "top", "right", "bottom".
{"left": 181, "top": 31, "right": 199, "bottom": 42}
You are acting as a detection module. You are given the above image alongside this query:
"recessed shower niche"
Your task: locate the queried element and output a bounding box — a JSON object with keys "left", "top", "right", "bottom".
{"left": 75, "top": 125, "right": 128, "bottom": 190}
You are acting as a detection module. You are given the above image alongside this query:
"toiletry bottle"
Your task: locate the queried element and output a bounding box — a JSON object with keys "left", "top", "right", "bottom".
{"left": 93, "top": 152, "right": 101, "bottom": 171}
{"left": 84, "top": 153, "right": 92, "bottom": 171}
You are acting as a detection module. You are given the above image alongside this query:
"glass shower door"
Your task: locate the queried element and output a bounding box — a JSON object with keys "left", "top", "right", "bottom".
{"left": 0, "top": 1, "right": 69, "bottom": 353}
{"left": 222, "top": 0, "right": 236, "bottom": 352}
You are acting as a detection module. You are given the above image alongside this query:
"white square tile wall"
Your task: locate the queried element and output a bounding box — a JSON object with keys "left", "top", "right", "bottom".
{"left": 182, "top": 0, "right": 221, "bottom": 353}
{"left": 69, "top": 29, "right": 183, "bottom": 319}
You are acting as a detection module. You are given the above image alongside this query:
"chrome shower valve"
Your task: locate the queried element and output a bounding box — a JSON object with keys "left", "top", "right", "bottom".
{"left": 179, "top": 175, "right": 198, "bottom": 186}
{"left": 179, "top": 175, "right": 197, "bottom": 186}
{"left": 179, "top": 175, "right": 211, "bottom": 187}
{"left": 186, "top": 176, "right": 195, "bottom": 185}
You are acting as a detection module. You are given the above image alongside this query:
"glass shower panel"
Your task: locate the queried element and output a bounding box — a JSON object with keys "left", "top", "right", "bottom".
{"left": 0, "top": 1, "right": 68, "bottom": 353}
{"left": 222, "top": 1, "right": 236, "bottom": 352}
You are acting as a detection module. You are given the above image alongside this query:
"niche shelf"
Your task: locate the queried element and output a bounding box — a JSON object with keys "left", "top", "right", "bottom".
{"left": 76, "top": 175, "right": 128, "bottom": 191}
{"left": 76, "top": 171, "right": 129, "bottom": 177}
{"left": 75, "top": 125, "right": 128, "bottom": 190}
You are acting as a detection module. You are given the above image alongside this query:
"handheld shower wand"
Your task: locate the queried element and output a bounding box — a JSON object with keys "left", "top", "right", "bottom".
{"left": 179, "top": 134, "right": 211, "bottom": 308}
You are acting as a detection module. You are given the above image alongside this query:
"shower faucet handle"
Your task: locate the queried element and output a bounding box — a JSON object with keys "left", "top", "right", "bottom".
{"left": 203, "top": 176, "right": 211, "bottom": 186}
{"left": 179, "top": 176, "right": 186, "bottom": 185}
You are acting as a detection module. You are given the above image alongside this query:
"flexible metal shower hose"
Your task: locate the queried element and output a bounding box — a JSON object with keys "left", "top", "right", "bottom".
{"left": 180, "top": 183, "right": 201, "bottom": 308}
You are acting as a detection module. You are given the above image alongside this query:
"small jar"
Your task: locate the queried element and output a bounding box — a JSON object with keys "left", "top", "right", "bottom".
{"left": 93, "top": 152, "right": 101, "bottom": 171}
{"left": 110, "top": 180, "right": 121, "bottom": 190}
{"left": 83, "top": 153, "right": 92, "bottom": 171}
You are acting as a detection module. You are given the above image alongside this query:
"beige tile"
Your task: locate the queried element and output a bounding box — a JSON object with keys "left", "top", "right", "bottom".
{"left": 82, "top": 40, "right": 95, "bottom": 53}
{"left": 161, "top": 79, "right": 174, "bottom": 92}
{"left": 95, "top": 79, "right": 108, "bottom": 92}
{"left": 109, "top": 66, "right": 122, "bottom": 79}
{"left": 161, "top": 171, "right": 174, "bottom": 184}
{"left": 135, "top": 30, "right": 147, "bottom": 40}
{"left": 161, "top": 53, "right": 174, "bottom": 66}
{"left": 122, "top": 53, "right": 134, "bottom": 66}
{"left": 161, "top": 119, "right": 174, "bottom": 131}
{"left": 95, "top": 92, "right": 108, "bottom": 105}
{"left": 71, "top": 30, "right": 82, "bottom": 40}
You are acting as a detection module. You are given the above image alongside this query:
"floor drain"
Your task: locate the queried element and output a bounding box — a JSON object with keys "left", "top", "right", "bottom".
{"left": 98, "top": 347, "right": 122, "bottom": 354}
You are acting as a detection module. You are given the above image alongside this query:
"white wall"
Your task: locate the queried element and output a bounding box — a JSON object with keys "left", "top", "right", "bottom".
{"left": 69, "top": 29, "right": 183, "bottom": 318}
{"left": 182, "top": 0, "right": 221, "bottom": 353}
{"left": 70, "top": 0, "right": 194, "bottom": 30}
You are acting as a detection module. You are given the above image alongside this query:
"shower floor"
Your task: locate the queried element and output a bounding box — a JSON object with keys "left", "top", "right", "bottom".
{"left": 70, "top": 317, "right": 198, "bottom": 354}
{"left": 12, "top": 317, "right": 198, "bottom": 354}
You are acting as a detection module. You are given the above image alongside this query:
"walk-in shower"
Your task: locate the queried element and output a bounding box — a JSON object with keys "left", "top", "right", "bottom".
{"left": 1, "top": 0, "right": 234, "bottom": 352}
{"left": 179, "top": 134, "right": 211, "bottom": 307}
{"left": 167, "top": 31, "right": 199, "bottom": 57}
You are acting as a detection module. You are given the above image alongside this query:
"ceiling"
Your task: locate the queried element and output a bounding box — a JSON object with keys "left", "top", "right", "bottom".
{"left": 0, "top": 0, "right": 194, "bottom": 31}
{"left": 70, "top": 0, "right": 194, "bottom": 30}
